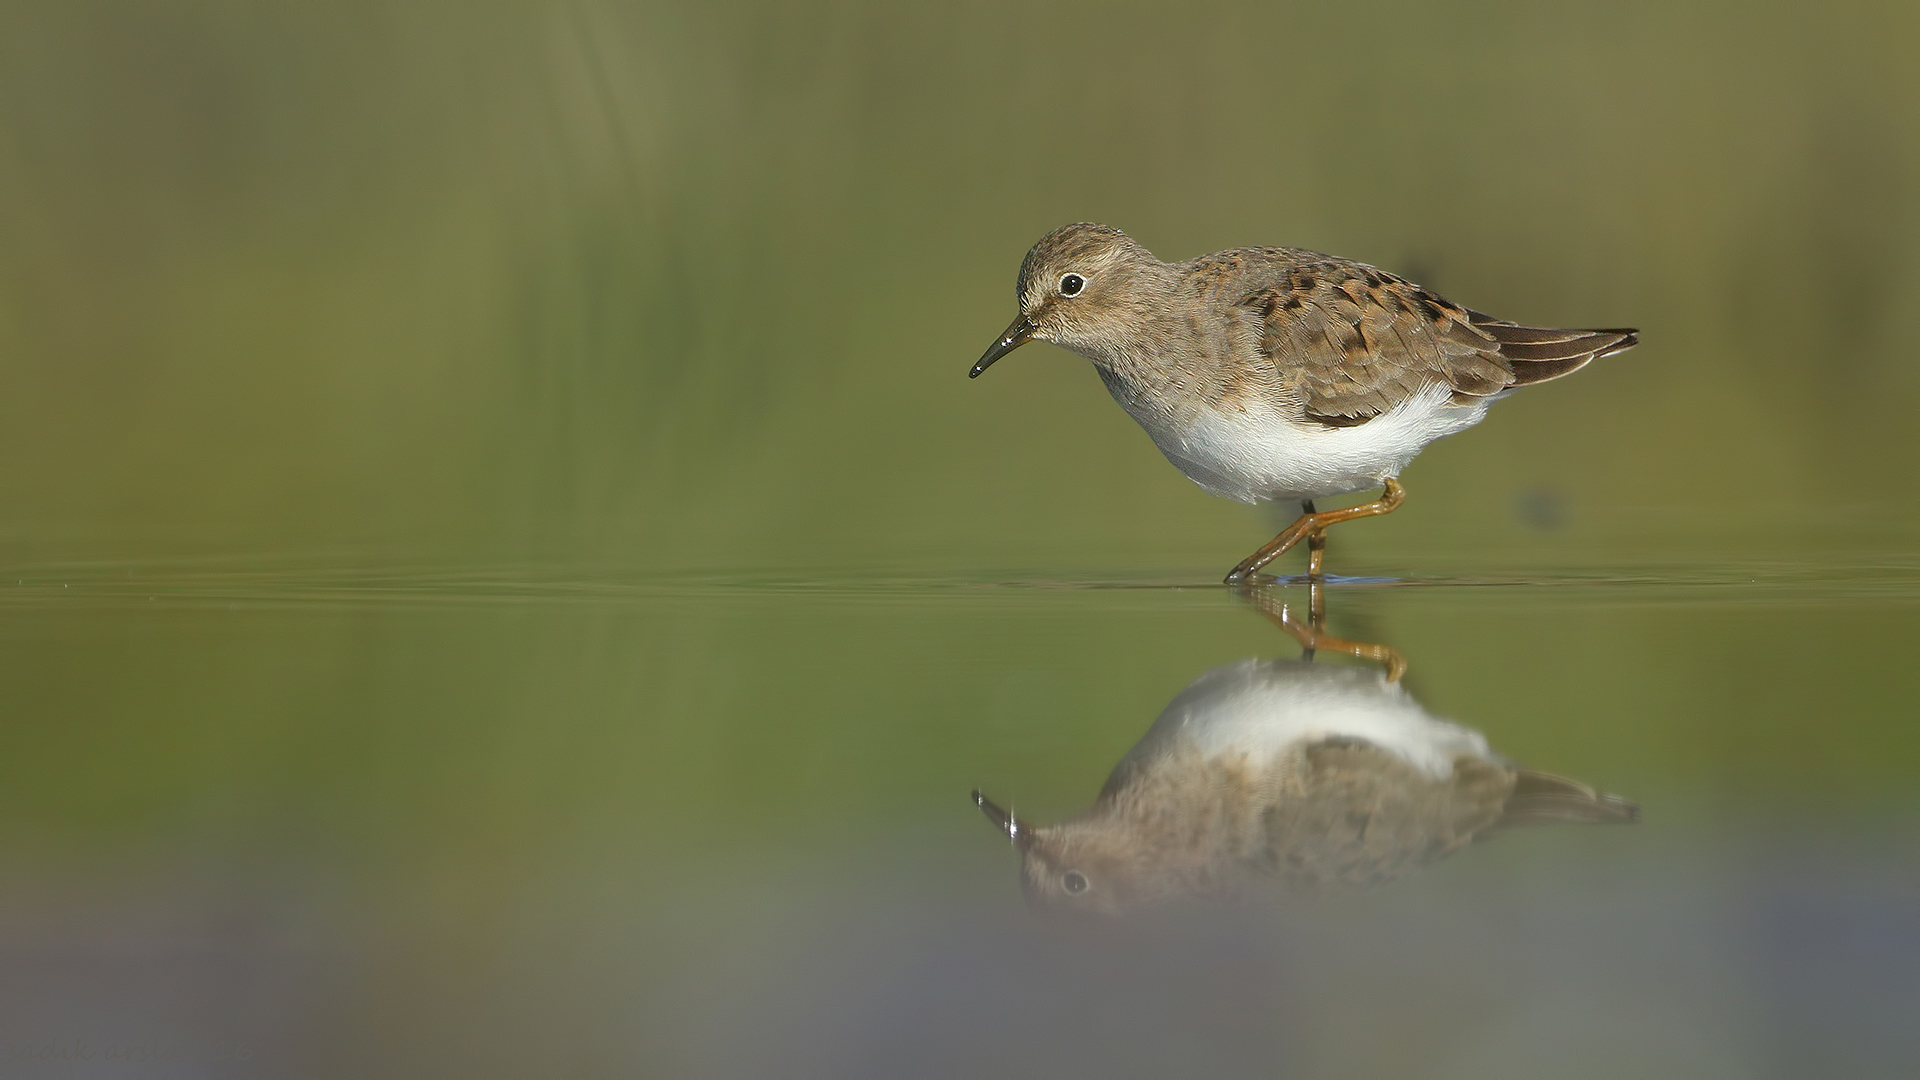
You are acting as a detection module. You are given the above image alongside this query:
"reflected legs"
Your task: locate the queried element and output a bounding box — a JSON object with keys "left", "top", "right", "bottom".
{"left": 1236, "top": 579, "right": 1408, "bottom": 683}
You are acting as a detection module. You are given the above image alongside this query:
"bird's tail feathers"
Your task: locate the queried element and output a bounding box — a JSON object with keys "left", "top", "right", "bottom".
{"left": 1498, "top": 770, "right": 1641, "bottom": 827}
{"left": 1467, "top": 314, "right": 1639, "bottom": 386}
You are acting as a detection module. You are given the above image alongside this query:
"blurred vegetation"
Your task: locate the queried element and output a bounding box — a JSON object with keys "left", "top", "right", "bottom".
{"left": 2, "top": 0, "right": 1916, "bottom": 569}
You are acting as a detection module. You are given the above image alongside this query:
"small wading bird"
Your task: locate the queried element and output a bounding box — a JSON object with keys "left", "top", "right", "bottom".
{"left": 972, "top": 224, "right": 1637, "bottom": 581}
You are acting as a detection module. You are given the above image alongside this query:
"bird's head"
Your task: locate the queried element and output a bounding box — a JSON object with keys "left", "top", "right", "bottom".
{"left": 971, "top": 223, "right": 1162, "bottom": 377}
{"left": 972, "top": 789, "right": 1174, "bottom": 916}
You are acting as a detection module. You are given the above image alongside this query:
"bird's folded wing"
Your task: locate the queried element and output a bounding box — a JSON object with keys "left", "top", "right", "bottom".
{"left": 1259, "top": 738, "right": 1514, "bottom": 889}
{"left": 1238, "top": 262, "right": 1636, "bottom": 428}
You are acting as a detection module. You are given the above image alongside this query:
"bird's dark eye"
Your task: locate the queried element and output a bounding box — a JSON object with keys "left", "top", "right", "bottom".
{"left": 1058, "top": 273, "right": 1085, "bottom": 297}
{"left": 1062, "top": 870, "right": 1089, "bottom": 894}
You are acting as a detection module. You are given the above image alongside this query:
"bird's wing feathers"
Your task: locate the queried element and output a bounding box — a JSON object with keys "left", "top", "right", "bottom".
{"left": 1238, "top": 262, "right": 1637, "bottom": 428}
{"left": 1258, "top": 737, "right": 1514, "bottom": 889}
{"left": 1258, "top": 738, "right": 1640, "bottom": 889}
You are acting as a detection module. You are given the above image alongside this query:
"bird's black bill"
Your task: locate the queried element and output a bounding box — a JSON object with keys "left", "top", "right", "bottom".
{"left": 970, "top": 316, "right": 1035, "bottom": 378}
{"left": 972, "top": 789, "right": 1032, "bottom": 852}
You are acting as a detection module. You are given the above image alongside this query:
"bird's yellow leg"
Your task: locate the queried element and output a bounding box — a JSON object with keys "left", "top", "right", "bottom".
{"left": 1223, "top": 478, "right": 1406, "bottom": 583}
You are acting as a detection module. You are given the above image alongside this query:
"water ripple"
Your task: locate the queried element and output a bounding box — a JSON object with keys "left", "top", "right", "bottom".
{"left": 3, "top": 552, "right": 1920, "bottom": 610}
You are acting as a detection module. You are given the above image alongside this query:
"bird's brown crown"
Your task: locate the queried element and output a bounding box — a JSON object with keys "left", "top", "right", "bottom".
{"left": 1014, "top": 222, "right": 1141, "bottom": 300}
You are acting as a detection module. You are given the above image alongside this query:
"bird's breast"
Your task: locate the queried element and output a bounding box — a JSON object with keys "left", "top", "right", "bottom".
{"left": 1096, "top": 370, "right": 1490, "bottom": 504}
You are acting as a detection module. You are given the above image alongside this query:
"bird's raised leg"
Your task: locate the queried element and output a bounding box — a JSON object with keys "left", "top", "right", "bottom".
{"left": 1223, "top": 478, "right": 1406, "bottom": 584}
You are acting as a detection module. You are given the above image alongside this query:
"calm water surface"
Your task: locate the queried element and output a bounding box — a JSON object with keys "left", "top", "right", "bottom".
{"left": 3, "top": 548, "right": 1917, "bottom": 1078}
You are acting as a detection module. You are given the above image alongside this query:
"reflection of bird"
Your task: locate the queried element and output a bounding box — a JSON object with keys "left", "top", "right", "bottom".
{"left": 971, "top": 223, "right": 1636, "bottom": 581}
{"left": 975, "top": 658, "right": 1637, "bottom": 915}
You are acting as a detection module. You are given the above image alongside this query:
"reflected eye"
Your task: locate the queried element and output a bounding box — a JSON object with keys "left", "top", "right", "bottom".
{"left": 1062, "top": 870, "right": 1089, "bottom": 894}
{"left": 1058, "top": 273, "right": 1085, "bottom": 297}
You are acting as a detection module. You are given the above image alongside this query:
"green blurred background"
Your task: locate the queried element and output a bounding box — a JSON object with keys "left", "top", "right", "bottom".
{"left": 3, "top": 2, "right": 1919, "bottom": 1077}
{"left": 5, "top": 0, "right": 1917, "bottom": 565}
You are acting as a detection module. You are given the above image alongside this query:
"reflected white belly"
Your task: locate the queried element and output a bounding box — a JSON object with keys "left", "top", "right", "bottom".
{"left": 1117, "top": 382, "right": 1492, "bottom": 504}
{"left": 1136, "top": 659, "right": 1492, "bottom": 779}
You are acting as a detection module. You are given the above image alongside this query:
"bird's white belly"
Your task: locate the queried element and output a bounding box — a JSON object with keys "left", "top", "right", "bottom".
{"left": 1118, "top": 382, "right": 1492, "bottom": 504}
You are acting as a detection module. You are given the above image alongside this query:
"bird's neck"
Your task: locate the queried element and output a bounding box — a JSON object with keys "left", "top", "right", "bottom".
{"left": 1093, "top": 307, "right": 1258, "bottom": 424}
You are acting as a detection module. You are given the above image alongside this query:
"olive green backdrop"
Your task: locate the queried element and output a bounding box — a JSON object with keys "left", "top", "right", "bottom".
{"left": 2, "top": 3, "right": 1917, "bottom": 1077}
